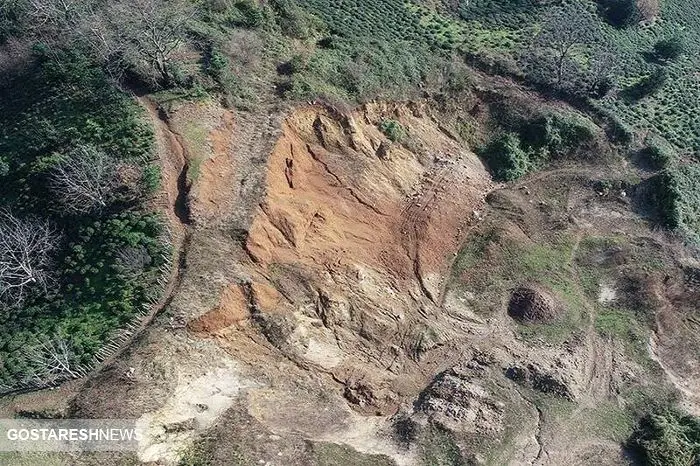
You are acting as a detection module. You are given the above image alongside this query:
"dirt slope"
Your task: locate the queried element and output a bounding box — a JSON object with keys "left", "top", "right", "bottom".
{"left": 4, "top": 89, "right": 700, "bottom": 466}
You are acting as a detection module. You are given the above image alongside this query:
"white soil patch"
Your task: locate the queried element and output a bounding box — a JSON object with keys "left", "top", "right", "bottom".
{"left": 316, "top": 413, "right": 417, "bottom": 466}
{"left": 304, "top": 336, "right": 344, "bottom": 369}
{"left": 597, "top": 284, "right": 617, "bottom": 304}
{"left": 136, "top": 362, "right": 257, "bottom": 464}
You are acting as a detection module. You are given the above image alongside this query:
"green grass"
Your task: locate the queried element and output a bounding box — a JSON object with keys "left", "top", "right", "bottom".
{"left": 310, "top": 442, "right": 396, "bottom": 466}
{"left": 181, "top": 121, "right": 211, "bottom": 183}
{"left": 419, "top": 424, "right": 465, "bottom": 466}
{"left": 584, "top": 401, "right": 636, "bottom": 442}
{"left": 453, "top": 230, "right": 587, "bottom": 343}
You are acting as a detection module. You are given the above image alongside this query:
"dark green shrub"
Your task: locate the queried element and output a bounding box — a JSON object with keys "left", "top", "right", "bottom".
{"left": 229, "top": 0, "right": 265, "bottom": 28}
{"left": 651, "top": 165, "right": 700, "bottom": 243}
{"left": 204, "top": 46, "right": 229, "bottom": 83}
{"left": 271, "top": 0, "right": 323, "bottom": 39}
{"left": 653, "top": 36, "right": 684, "bottom": 61}
{"left": 623, "top": 68, "right": 668, "bottom": 100}
{"left": 479, "top": 132, "right": 530, "bottom": 181}
{"left": 628, "top": 410, "right": 700, "bottom": 466}
{"left": 597, "top": 0, "right": 638, "bottom": 27}
{"left": 379, "top": 119, "right": 405, "bottom": 142}
{"left": 141, "top": 164, "right": 161, "bottom": 193}
{"left": 522, "top": 113, "right": 597, "bottom": 158}
{"left": 0, "top": 0, "right": 26, "bottom": 42}
{"left": 639, "top": 136, "right": 675, "bottom": 170}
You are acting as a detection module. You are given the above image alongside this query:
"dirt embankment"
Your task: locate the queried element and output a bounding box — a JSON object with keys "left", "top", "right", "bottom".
{"left": 189, "top": 102, "right": 494, "bottom": 409}
{"left": 246, "top": 102, "right": 492, "bottom": 298}
{"left": 14, "top": 91, "right": 700, "bottom": 466}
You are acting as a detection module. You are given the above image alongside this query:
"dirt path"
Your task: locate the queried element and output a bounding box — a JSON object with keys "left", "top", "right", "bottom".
{"left": 85, "top": 97, "right": 193, "bottom": 378}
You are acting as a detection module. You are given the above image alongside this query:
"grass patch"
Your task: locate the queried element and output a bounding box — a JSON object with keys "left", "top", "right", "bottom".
{"left": 181, "top": 121, "right": 210, "bottom": 183}
{"left": 310, "top": 442, "right": 395, "bottom": 466}
{"left": 453, "top": 230, "right": 587, "bottom": 343}
{"left": 419, "top": 423, "right": 465, "bottom": 466}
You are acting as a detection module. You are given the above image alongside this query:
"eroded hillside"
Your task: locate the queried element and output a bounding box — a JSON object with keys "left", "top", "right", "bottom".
{"left": 2, "top": 85, "right": 699, "bottom": 466}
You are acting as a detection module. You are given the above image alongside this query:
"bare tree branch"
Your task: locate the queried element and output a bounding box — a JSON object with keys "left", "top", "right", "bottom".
{"left": 0, "top": 210, "right": 57, "bottom": 306}
{"left": 49, "top": 144, "right": 120, "bottom": 214}
{"left": 104, "top": 0, "right": 198, "bottom": 85}
{"left": 525, "top": 2, "right": 601, "bottom": 90}
{"left": 25, "top": 334, "right": 84, "bottom": 385}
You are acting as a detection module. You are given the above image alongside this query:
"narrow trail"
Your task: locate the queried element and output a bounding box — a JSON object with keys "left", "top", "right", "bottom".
{"left": 399, "top": 163, "right": 451, "bottom": 302}
{"left": 82, "top": 97, "right": 194, "bottom": 377}
{"left": 568, "top": 231, "right": 613, "bottom": 402}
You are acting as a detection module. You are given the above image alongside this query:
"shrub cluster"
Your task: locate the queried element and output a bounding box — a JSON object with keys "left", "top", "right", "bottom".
{"left": 479, "top": 132, "right": 530, "bottom": 181}
{"left": 628, "top": 410, "right": 700, "bottom": 466}
{"left": 0, "top": 49, "right": 167, "bottom": 389}
{"left": 379, "top": 119, "right": 406, "bottom": 142}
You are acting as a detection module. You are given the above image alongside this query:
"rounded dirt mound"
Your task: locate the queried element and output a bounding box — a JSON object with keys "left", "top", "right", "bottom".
{"left": 507, "top": 285, "right": 562, "bottom": 323}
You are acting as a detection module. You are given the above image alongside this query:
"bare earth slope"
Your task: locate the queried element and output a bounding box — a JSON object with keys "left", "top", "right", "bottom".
{"left": 3, "top": 92, "right": 700, "bottom": 466}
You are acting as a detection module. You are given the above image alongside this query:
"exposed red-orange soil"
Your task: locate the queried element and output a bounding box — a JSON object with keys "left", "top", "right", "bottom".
{"left": 245, "top": 103, "right": 493, "bottom": 303}
{"left": 188, "top": 283, "right": 249, "bottom": 334}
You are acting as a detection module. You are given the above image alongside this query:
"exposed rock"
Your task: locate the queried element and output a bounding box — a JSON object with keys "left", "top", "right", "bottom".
{"left": 417, "top": 366, "right": 505, "bottom": 435}
{"left": 376, "top": 140, "right": 391, "bottom": 160}
{"left": 505, "top": 363, "right": 575, "bottom": 400}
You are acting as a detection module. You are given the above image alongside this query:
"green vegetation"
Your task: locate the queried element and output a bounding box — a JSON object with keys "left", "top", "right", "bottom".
{"left": 379, "top": 119, "right": 406, "bottom": 142}
{"left": 629, "top": 409, "right": 700, "bottom": 466}
{"left": 479, "top": 133, "right": 530, "bottom": 181}
{"left": 0, "top": 48, "right": 167, "bottom": 389}
{"left": 639, "top": 135, "right": 675, "bottom": 170}
{"left": 419, "top": 424, "right": 466, "bottom": 466}
{"left": 453, "top": 230, "right": 586, "bottom": 343}
{"left": 520, "top": 113, "right": 598, "bottom": 159}
{"left": 653, "top": 36, "right": 685, "bottom": 61}
{"left": 653, "top": 165, "right": 700, "bottom": 243}
{"left": 479, "top": 110, "right": 599, "bottom": 181}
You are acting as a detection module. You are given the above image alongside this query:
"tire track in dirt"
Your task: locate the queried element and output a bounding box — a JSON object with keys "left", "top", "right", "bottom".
{"left": 399, "top": 163, "right": 451, "bottom": 302}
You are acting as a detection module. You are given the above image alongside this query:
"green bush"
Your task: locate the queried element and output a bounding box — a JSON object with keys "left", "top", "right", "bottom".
{"left": 654, "top": 37, "right": 684, "bottom": 61}
{"left": 628, "top": 410, "right": 700, "bottom": 466}
{"left": 231, "top": 0, "right": 266, "bottom": 28}
{"left": 0, "top": 156, "right": 8, "bottom": 177}
{"left": 597, "top": 0, "right": 639, "bottom": 27}
{"left": 141, "top": 164, "right": 162, "bottom": 193}
{"left": 640, "top": 136, "right": 675, "bottom": 170}
{"left": 379, "top": 119, "right": 405, "bottom": 142}
{"left": 651, "top": 164, "right": 700, "bottom": 243}
{"left": 271, "top": 0, "right": 323, "bottom": 39}
{"left": 480, "top": 132, "right": 530, "bottom": 181}
{"left": 522, "top": 113, "right": 597, "bottom": 158}
{"left": 623, "top": 68, "right": 668, "bottom": 100}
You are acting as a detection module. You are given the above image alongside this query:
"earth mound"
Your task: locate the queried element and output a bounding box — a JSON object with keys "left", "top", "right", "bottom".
{"left": 507, "top": 284, "right": 562, "bottom": 323}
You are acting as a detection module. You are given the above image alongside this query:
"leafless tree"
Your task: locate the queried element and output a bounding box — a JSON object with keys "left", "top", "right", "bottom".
{"left": 25, "top": 334, "right": 85, "bottom": 384}
{"left": 116, "top": 245, "right": 152, "bottom": 275}
{"left": 527, "top": 2, "right": 601, "bottom": 89}
{"left": 0, "top": 210, "right": 57, "bottom": 306}
{"left": 637, "top": 0, "right": 659, "bottom": 22}
{"left": 49, "top": 145, "right": 120, "bottom": 214}
{"left": 104, "top": 0, "right": 197, "bottom": 85}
